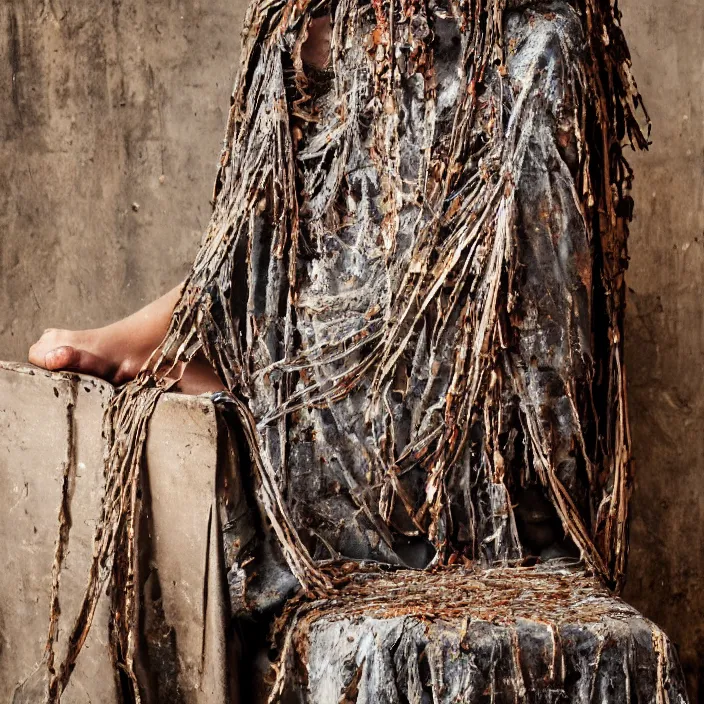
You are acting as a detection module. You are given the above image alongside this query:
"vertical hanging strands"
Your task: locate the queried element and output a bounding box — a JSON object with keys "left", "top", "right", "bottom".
{"left": 32, "top": 0, "right": 649, "bottom": 699}
{"left": 52, "top": 380, "right": 162, "bottom": 703}
{"left": 46, "top": 378, "right": 77, "bottom": 702}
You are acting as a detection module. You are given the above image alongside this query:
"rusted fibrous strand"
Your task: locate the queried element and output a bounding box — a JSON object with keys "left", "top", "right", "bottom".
{"left": 36, "top": 0, "right": 651, "bottom": 699}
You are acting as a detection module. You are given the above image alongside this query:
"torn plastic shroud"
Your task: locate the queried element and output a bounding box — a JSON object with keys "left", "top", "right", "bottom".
{"left": 31, "top": 0, "right": 650, "bottom": 699}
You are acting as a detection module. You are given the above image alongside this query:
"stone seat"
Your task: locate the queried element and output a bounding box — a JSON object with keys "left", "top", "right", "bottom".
{"left": 0, "top": 362, "right": 689, "bottom": 703}
{"left": 0, "top": 362, "right": 247, "bottom": 703}
{"left": 271, "top": 567, "right": 688, "bottom": 703}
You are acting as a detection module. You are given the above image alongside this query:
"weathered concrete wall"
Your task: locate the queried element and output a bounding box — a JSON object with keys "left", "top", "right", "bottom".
{"left": 619, "top": 0, "right": 704, "bottom": 699}
{"left": 0, "top": 0, "right": 245, "bottom": 357}
{"left": 1, "top": 0, "right": 703, "bottom": 699}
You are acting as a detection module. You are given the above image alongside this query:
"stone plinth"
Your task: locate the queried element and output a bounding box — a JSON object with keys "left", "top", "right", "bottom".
{"left": 0, "top": 362, "right": 244, "bottom": 703}
{"left": 272, "top": 567, "right": 689, "bottom": 703}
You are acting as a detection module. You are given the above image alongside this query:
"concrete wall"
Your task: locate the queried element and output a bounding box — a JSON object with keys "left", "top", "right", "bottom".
{"left": 620, "top": 0, "right": 704, "bottom": 698}
{"left": 0, "top": 0, "right": 245, "bottom": 352}
{"left": 1, "top": 0, "right": 702, "bottom": 699}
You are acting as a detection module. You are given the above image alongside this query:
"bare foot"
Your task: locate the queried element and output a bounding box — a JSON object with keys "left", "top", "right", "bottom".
{"left": 29, "top": 327, "right": 134, "bottom": 384}
{"left": 28, "top": 286, "right": 224, "bottom": 394}
{"left": 29, "top": 326, "right": 224, "bottom": 394}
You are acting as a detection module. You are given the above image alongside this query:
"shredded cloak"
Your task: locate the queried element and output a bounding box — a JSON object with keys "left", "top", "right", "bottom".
{"left": 28, "top": 0, "right": 649, "bottom": 700}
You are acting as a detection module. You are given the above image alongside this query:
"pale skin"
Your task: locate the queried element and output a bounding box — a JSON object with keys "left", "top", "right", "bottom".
{"left": 28, "top": 284, "right": 228, "bottom": 394}
{"left": 28, "top": 17, "right": 332, "bottom": 393}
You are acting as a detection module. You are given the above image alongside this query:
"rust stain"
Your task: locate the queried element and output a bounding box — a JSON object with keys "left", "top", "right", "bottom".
{"left": 33, "top": 0, "right": 653, "bottom": 699}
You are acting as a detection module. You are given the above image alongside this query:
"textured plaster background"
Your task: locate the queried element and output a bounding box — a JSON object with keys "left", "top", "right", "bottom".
{"left": 0, "top": 0, "right": 244, "bottom": 351}
{"left": 620, "top": 0, "right": 704, "bottom": 698}
{"left": 1, "top": 0, "right": 702, "bottom": 699}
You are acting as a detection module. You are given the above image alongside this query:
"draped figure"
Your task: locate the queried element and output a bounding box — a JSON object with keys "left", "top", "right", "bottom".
{"left": 31, "top": 0, "right": 648, "bottom": 699}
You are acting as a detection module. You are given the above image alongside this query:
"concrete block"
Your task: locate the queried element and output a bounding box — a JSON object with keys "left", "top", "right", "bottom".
{"left": 0, "top": 362, "right": 115, "bottom": 703}
{"left": 0, "top": 362, "right": 243, "bottom": 703}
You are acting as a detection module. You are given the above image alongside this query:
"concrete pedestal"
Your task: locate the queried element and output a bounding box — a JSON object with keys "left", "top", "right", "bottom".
{"left": 0, "top": 362, "right": 243, "bottom": 703}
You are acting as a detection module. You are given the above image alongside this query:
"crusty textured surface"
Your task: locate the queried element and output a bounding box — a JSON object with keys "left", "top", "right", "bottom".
{"left": 160, "top": 0, "right": 642, "bottom": 593}
{"left": 272, "top": 566, "right": 688, "bottom": 703}
{"left": 30, "top": 0, "right": 649, "bottom": 695}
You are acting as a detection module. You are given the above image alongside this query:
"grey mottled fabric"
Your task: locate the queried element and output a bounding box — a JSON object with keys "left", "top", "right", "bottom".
{"left": 35, "top": 0, "right": 650, "bottom": 697}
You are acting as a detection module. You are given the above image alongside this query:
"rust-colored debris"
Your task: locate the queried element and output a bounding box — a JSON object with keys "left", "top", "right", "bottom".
{"left": 20, "top": 0, "right": 655, "bottom": 700}
{"left": 269, "top": 565, "right": 687, "bottom": 703}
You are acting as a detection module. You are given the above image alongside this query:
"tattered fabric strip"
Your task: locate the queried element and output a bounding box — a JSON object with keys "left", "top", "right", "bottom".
{"left": 29, "top": 0, "right": 649, "bottom": 700}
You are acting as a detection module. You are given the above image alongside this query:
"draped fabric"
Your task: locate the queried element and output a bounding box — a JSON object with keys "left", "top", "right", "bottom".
{"left": 187, "top": 0, "right": 646, "bottom": 588}
{"left": 32, "top": 0, "right": 648, "bottom": 700}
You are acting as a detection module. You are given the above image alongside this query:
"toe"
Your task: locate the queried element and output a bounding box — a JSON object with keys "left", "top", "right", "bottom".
{"left": 28, "top": 328, "right": 119, "bottom": 383}
{"left": 44, "top": 346, "right": 80, "bottom": 371}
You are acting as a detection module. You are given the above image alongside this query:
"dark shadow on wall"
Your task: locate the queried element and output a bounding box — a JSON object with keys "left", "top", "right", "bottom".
{"left": 620, "top": 0, "right": 704, "bottom": 700}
